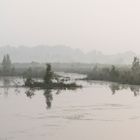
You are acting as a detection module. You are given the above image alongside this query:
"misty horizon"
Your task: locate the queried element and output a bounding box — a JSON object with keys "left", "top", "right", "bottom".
{"left": 1, "top": 0, "right": 140, "bottom": 54}
{"left": 0, "top": 44, "right": 137, "bottom": 55}
{"left": 0, "top": 45, "right": 137, "bottom": 64}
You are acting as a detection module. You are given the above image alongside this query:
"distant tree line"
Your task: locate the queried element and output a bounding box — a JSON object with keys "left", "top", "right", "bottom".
{"left": 2, "top": 54, "right": 140, "bottom": 85}
{"left": 0, "top": 54, "right": 15, "bottom": 76}
{"left": 87, "top": 57, "right": 140, "bottom": 85}
{"left": 0, "top": 54, "right": 46, "bottom": 77}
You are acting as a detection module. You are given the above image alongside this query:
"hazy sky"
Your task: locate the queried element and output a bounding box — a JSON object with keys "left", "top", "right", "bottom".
{"left": 0, "top": 0, "right": 140, "bottom": 54}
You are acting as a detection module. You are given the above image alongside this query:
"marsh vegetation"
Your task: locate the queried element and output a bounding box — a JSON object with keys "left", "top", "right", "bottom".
{"left": 86, "top": 57, "right": 140, "bottom": 85}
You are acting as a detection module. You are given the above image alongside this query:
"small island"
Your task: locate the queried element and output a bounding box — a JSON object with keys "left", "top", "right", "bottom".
{"left": 24, "top": 64, "right": 82, "bottom": 89}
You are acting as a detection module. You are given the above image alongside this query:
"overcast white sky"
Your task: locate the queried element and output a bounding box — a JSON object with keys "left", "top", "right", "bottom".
{"left": 0, "top": 0, "right": 140, "bottom": 54}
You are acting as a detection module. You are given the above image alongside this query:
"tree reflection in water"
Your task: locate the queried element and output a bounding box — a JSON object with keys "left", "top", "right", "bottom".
{"left": 43, "top": 89, "right": 61, "bottom": 109}
{"left": 109, "top": 83, "right": 140, "bottom": 96}
{"left": 55, "top": 89, "right": 61, "bottom": 95}
{"left": 44, "top": 89, "right": 53, "bottom": 109}
{"left": 24, "top": 89, "right": 60, "bottom": 109}
{"left": 25, "top": 88, "right": 35, "bottom": 98}
{"left": 109, "top": 83, "right": 120, "bottom": 95}
{"left": 3, "top": 77, "right": 10, "bottom": 96}
{"left": 2, "top": 77, "right": 21, "bottom": 96}
{"left": 130, "top": 86, "right": 140, "bottom": 96}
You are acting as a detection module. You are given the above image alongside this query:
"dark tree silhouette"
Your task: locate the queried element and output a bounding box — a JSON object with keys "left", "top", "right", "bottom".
{"left": 131, "top": 57, "right": 140, "bottom": 72}
{"left": 2, "top": 54, "right": 12, "bottom": 75}
{"left": 110, "top": 65, "right": 119, "bottom": 81}
{"left": 44, "top": 64, "right": 53, "bottom": 84}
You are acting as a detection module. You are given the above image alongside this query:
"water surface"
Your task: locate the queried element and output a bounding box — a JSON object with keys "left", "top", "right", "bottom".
{"left": 0, "top": 77, "right": 140, "bottom": 140}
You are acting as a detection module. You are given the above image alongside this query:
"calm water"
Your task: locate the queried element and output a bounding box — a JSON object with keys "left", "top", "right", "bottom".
{"left": 1, "top": 76, "right": 140, "bottom": 140}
